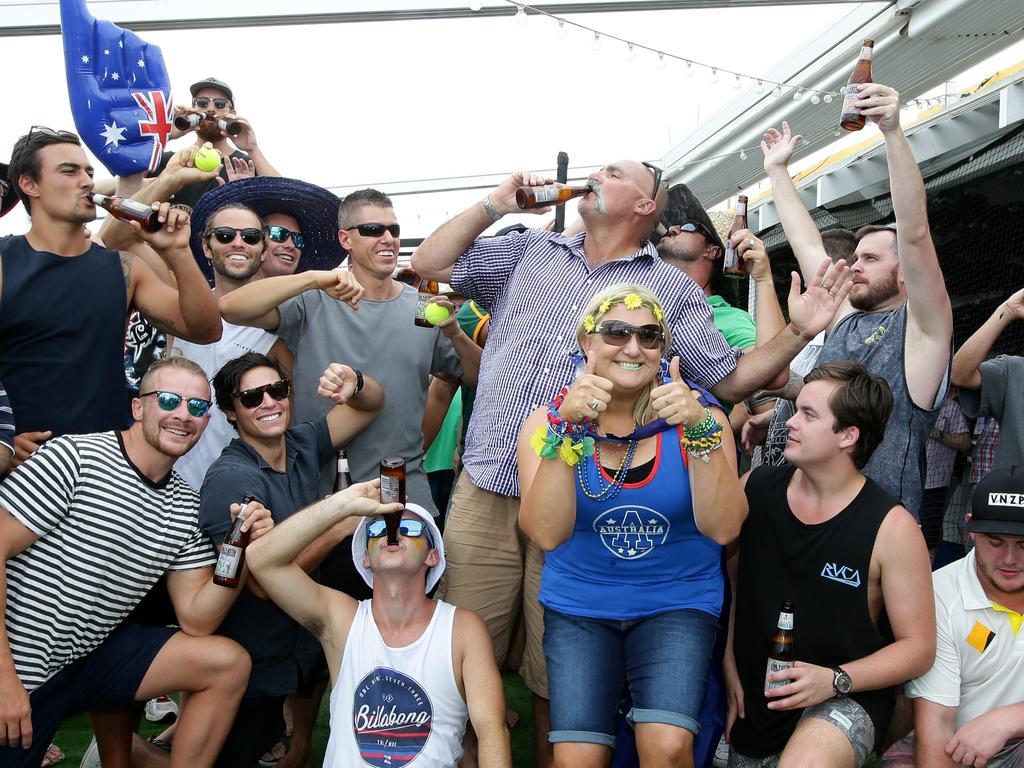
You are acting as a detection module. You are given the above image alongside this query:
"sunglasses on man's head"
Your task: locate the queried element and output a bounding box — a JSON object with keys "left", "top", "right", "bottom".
{"left": 345, "top": 223, "right": 400, "bottom": 239}
{"left": 366, "top": 518, "right": 432, "bottom": 545}
{"left": 641, "top": 161, "right": 663, "bottom": 201}
{"left": 234, "top": 380, "right": 291, "bottom": 409}
{"left": 139, "top": 390, "right": 212, "bottom": 418}
{"left": 593, "top": 320, "right": 665, "bottom": 350}
{"left": 211, "top": 227, "right": 263, "bottom": 245}
{"left": 193, "top": 97, "right": 232, "bottom": 110}
{"left": 29, "top": 125, "right": 77, "bottom": 140}
{"left": 266, "top": 225, "right": 305, "bottom": 250}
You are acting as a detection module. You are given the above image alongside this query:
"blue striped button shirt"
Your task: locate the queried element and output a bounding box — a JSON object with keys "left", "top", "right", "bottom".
{"left": 450, "top": 228, "right": 740, "bottom": 497}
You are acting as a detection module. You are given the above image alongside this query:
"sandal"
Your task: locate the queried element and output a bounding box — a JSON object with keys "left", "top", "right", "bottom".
{"left": 257, "top": 741, "right": 288, "bottom": 767}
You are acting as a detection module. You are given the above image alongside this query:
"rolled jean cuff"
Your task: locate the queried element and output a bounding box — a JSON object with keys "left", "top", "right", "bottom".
{"left": 629, "top": 707, "right": 700, "bottom": 735}
{"left": 548, "top": 729, "right": 616, "bottom": 748}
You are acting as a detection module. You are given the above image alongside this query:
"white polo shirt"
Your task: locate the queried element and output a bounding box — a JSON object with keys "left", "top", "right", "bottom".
{"left": 905, "top": 549, "right": 1024, "bottom": 729}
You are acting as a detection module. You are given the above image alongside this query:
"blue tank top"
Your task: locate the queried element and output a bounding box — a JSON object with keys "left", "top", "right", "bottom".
{"left": 540, "top": 426, "right": 724, "bottom": 620}
{"left": 0, "top": 235, "right": 130, "bottom": 436}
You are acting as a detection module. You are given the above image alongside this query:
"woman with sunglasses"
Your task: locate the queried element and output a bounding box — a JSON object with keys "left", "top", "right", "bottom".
{"left": 518, "top": 284, "right": 747, "bottom": 768}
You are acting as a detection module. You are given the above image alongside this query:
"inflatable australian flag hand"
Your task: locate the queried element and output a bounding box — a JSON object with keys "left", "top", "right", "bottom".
{"left": 60, "top": 0, "right": 173, "bottom": 176}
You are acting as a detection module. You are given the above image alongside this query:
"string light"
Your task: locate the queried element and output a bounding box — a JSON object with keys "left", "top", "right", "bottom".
{"left": 733, "top": 74, "right": 743, "bottom": 90}
{"left": 810, "top": 93, "right": 821, "bottom": 104}
{"left": 685, "top": 61, "right": 694, "bottom": 78}
{"left": 823, "top": 94, "right": 834, "bottom": 104}
{"left": 739, "top": 150, "right": 748, "bottom": 160}
{"left": 626, "top": 43, "right": 636, "bottom": 62}
{"left": 469, "top": 0, "right": 483, "bottom": 10}
{"left": 710, "top": 67, "right": 719, "bottom": 84}
{"left": 556, "top": 19, "right": 567, "bottom": 38}
{"left": 657, "top": 52, "right": 666, "bottom": 70}
{"left": 591, "top": 31, "right": 601, "bottom": 50}
{"left": 792, "top": 89, "right": 803, "bottom": 101}
{"left": 755, "top": 80, "right": 764, "bottom": 95}
{"left": 514, "top": 4, "right": 527, "bottom": 25}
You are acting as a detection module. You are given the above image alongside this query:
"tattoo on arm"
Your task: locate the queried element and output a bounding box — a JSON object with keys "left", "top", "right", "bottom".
{"left": 120, "top": 251, "right": 135, "bottom": 291}
{"left": 136, "top": 304, "right": 178, "bottom": 334}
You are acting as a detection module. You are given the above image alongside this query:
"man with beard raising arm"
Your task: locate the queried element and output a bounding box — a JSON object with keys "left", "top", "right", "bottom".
{"left": 761, "top": 82, "right": 953, "bottom": 521}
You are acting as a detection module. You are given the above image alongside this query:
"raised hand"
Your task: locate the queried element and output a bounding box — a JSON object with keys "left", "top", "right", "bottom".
{"left": 318, "top": 363, "right": 360, "bottom": 404}
{"left": 731, "top": 229, "right": 771, "bottom": 283}
{"left": 856, "top": 83, "right": 901, "bottom": 134}
{"left": 131, "top": 205, "right": 191, "bottom": 253}
{"left": 761, "top": 121, "right": 803, "bottom": 171}
{"left": 650, "top": 357, "right": 708, "bottom": 427}
{"left": 787, "top": 257, "right": 852, "bottom": 339}
{"left": 559, "top": 354, "right": 613, "bottom": 423}
{"left": 490, "top": 171, "right": 555, "bottom": 217}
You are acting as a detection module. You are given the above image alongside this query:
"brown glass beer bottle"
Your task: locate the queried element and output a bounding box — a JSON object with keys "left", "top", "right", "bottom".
{"left": 723, "top": 196, "right": 749, "bottom": 278}
{"left": 333, "top": 449, "right": 353, "bottom": 494}
{"left": 213, "top": 494, "right": 257, "bottom": 588}
{"left": 764, "top": 599, "right": 796, "bottom": 689}
{"left": 92, "top": 194, "right": 162, "bottom": 232}
{"left": 414, "top": 275, "right": 441, "bottom": 328}
{"left": 840, "top": 39, "right": 874, "bottom": 132}
{"left": 173, "top": 111, "right": 210, "bottom": 132}
{"left": 516, "top": 183, "right": 591, "bottom": 210}
{"left": 379, "top": 457, "right": 407, "bottom": 545}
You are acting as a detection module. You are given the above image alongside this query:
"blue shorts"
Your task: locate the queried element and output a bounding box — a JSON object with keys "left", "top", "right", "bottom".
{"left": 0, "top": 623, "right": 175, "bottom": 768}
{"left": 544, "top": 607, "right": 719, "bottom": 747}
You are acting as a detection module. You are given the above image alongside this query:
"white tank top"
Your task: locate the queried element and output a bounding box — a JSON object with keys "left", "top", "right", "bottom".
{"left": 325, "top": 599, "right": 468, "bottom": 768}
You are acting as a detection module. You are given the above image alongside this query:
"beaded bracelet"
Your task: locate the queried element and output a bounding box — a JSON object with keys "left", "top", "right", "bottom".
{"left": 683, "top": 408, "right": 718, "bottom": 441}
{"left": 531, "top": 387, "right": 596, "bottom": 466}
{"left": 680, "top": 414, "right": 724, "bottom": 463}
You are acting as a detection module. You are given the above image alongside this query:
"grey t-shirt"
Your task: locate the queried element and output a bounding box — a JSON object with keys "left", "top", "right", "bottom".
{"left": 276, "top": 284, "right": 462, "bottom": 513}
{"left": 959, "top": 354, "right": 1024, "bottom": 471}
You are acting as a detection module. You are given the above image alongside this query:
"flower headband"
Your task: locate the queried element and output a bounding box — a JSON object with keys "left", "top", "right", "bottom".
{"left": 582, "top": 292, "right": 665, "bottom": 333}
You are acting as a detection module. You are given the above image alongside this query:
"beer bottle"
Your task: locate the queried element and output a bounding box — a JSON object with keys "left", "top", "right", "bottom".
{"left": 722, "top": 196, "right": 749, "bottom": 278}
{"left": 379, "top": 457, "right": 407, "bottom": 545}
{"left": 332, "top": 449, "right": 353, "bottom": 494}
{"left": 839, "top": 39, "right": 874, "bottom": 132}
{"left": 173, "top": 111, "right": 210, "bottom": 132}
{"left": 764, "top": 599, "right": 796, "bottom": 689}
{"left": 414, "top": 275, "right": 442, "bottom": 328}
{"left": 516, "top": 183, "right": 591, "bottom": 210}
{"left": 217, "top": 116, "right": 244, "bottom": 136}
{"left": 213, "top": 494, "right": 258, "bottom": 588}
{"left": 92, "top": 194, "right": 162, "bottom": 232}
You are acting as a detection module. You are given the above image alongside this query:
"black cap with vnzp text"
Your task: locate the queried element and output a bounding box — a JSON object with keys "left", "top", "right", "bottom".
{"left": 967, "top": 465, "right": 1024, "bottom": 537}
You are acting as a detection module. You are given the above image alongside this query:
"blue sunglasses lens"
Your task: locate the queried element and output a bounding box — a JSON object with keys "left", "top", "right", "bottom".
{"left": 366, "top": 519, "right": 429, "bottom": 542}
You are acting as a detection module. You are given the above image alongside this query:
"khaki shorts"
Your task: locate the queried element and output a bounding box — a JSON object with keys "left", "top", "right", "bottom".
{"left": 437, "top": 471, "right": 548, "bottom": 697}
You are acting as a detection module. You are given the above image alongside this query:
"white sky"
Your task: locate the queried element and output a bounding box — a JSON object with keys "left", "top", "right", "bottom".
{"left": 2, "top": 2, "right": 1022, "bottom": 240}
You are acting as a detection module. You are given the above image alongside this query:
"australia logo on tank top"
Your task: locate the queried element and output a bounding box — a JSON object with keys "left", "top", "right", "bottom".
{"left": 594, "top": 504, "right": 670, "bottom": 560}
{"left": 352, "top": 667, "right": 433, "bottom": 767}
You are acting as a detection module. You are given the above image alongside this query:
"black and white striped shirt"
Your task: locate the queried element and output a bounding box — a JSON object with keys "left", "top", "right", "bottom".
{"left": 0, "top": 384, "right": 12, "bottom": 453}
{"left": 0, "top": 431, "right": 216, "bottom": 691}
{"left": 451, "top": 229, "right": 741, "bottom": 497}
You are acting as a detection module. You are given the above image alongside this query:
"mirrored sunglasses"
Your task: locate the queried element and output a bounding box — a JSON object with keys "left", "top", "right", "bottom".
{"left": 345, "top": 222, "right": 400, "bottom": 239}
{"left": 139, "top": 390, "right": 212, "bottom": 418}
{"left": 266, "top": 225, "right": 305, "bottom": 250}
{"left": 366, "top": 518, "right": 432, "bottom": 545}
{"left": 211, "top": 227, "right": 263, "bottom": 245}
{"left": 593, "top": 320, "right": 665, "bottom": 350}
{"left": 193, "top": 97, "right": 232, "bottom": 110}
{"left": 669, "top": 221, "right": 715, "bottom": 241}
{"left": 234, "top": 379, "right": 291, "bottom": 409}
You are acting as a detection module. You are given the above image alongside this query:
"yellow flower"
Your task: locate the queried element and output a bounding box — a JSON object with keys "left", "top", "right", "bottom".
{"left": 530, "top": 426, "right": 549, "bottom": 454}
{"left": 598, "top": 298, "right": 612, "bottom": 315}
{"left": 624, "top": 293, "right": 643, "bottom": 310}
{"left": 559, "top": 437, "right": 584, "bottom": 466}
{"left": 654, "top": 306, "right": 664, "bottom": 322}
{"left": 583, "top": 315, "right": 596, "bottom": 333}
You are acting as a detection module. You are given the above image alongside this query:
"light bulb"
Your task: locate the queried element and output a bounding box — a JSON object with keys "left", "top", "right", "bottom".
{"left": 755, "top": 80, "right": 764, "bottom": 94}
{"left": 774, "top": 85, "right": 782, "bottom": 96}
{"left": 733, "top": 75, "right": 742, "bottom": 90}
{"left": 739, "top": 150, "right": 748, "bottom": 160}
{"left": 514, "top": 5, "right": 527, "bottom": 25}
{"left": 710, "top": 68, "right": 719, "bottom": 84}
{"left": 657, "top": 52, "right": 666, "bottom": 70}
{"left": 823, "top": 93, "right": 833, "bottom": 104}
{"left": 591, "top": 31, "right": 601, "bottom": 50}
{"left": 810, "top": 93, "right": 821, "bottom": 104}
{"left": 792, "top": 89, "right": 802, "bottom": 101}
{"left": 469, "top": 0, "right": 482, "bottom": 10}
{"left": 626, "top": 43, "right": 636, "bottom": 62}
{"left": 685, "top": 61, "right": 694, "bottom": 78}
{"left": 556, "top": 19, "right": 567, "bottom": 38}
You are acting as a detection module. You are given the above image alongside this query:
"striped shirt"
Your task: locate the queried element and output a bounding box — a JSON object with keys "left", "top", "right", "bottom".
{"left": 450, "top": 229, "right": 740, "bottom": 497}
{"left": 0, "top": 384, "right": 12, "bottom": 453}
{"left": 0, "top": 431, "right": 216, "bottom": 691}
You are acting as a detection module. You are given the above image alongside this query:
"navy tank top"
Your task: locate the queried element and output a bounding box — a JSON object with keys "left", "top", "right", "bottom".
{"left": 0, "top": 235, "right": 130, "bottom": 436}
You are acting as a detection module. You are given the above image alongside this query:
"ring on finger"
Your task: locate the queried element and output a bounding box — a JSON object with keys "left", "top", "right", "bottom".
{"left": 589, "top": 398, "right": 601, "bottom": 411}
{"left": 748, "top": 238, "right": 755, "bottom": 247}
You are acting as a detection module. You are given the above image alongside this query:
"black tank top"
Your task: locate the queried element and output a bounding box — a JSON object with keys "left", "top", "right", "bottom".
{"left": 0, "top": 235, "right": 130, "bottom": 436}
{"left": 730, "top": 465, "right": 898, "bottom": 757}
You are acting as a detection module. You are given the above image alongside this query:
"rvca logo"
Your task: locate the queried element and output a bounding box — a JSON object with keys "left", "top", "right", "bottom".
{"left": 594, "top": 505, "right": 670, "bottom": 560}
{"left": 821, "top": 562, "right": 861, "bottom": 588}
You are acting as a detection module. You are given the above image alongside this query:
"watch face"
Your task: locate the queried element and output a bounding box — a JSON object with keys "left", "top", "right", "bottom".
{"left": 834, "top": 669, "right": 853, "bottom": 695}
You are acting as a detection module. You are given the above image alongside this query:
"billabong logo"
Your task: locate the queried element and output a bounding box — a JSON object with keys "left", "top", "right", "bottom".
{"left": 863, "top": 323, "right": 887, "bottom": 345}
{"left": 821, "top": 562, "right": 861, "bottom": 588}
{"left": 352, "top": 667, "right": 433, "bottom": 766}
{"left": 594, "top": 505, "right": 670, "bottom": 560}
{"left": 988, "top": 493, "right": 1024, "bottom": 507}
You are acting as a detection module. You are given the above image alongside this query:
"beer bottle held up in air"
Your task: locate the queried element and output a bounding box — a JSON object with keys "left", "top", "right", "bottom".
{"left": 723, "top": 196, "right": 749, "bottom": 278}
{"left": 92, "top": 194, "right": 162, "bottom": 232}
{"left": 379, "top": 457, "right": 407, "bottom": 545}
{"left": 839, "top": 39, "right": 874, "bottom": 132}
{"left": 213, "top": 494, "right": 258, "bottom": 589}
{"left": 516, "top": 183, "right": 592, "bottom": 210}
{"left": 764, "top": 599, "right": 796, "bottom": 690}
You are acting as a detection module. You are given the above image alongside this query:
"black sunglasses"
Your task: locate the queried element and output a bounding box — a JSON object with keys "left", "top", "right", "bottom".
{"left": 211, "top": 227, "right": 263, "bottom": 246}
{"left": 233, "top": 379, "right": 291, "bottom": 409}
{"left": 641, "top": 161, "right": 663, "bottom": 201}
{"left": 367, "top": 518, "right": 432, "bottom": 546}
{"left": 669, "top": 221, "right": 716, "bottom": 241}
{"left": 593, "top": 320, "right": 665, "bottom": 350}
{"left": 193, "top": 97, "right": 232, "bottom": 110}
{"left": 345, "top": 222, "right": 400, "bottom": 239}
{"left": 139, "top": 390, "right": 212, "bottom": 418}
{"left": 266, "top": 225, "right": 305, "bottom": 250}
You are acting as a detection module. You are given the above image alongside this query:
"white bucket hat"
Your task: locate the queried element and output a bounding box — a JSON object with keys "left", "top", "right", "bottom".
{"left": 351, "top": 502, "right": 446, "bottom": 594}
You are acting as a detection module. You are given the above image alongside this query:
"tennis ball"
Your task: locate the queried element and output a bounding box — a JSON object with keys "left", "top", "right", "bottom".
{"left": 423, "top": 303, "right": 451, "bottom": 326}
{"left": 194, "top": 146, "right": 222, "bottom": 172}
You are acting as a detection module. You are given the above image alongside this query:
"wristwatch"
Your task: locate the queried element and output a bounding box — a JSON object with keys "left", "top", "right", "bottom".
{"left": 832, "top": 666, "right": 853, "bottom": 697}
{"left": 352, "top": 369, "right": 364, "bottom": 396}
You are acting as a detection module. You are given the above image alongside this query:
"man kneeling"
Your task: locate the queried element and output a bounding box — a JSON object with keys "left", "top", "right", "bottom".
{"left": 248, "top": 487, "right": 511, "bottom": 767}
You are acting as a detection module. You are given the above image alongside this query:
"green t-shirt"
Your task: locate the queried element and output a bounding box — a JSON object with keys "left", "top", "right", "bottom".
{"left": 423, "top": 388, "right": 463, "bottom": 473}
{"left": 707, "top": 294, "right": 756, "bottom": 351}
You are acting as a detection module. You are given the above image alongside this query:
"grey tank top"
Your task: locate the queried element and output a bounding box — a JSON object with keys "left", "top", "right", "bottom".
{"left": 817, "top": 303, "right": 948, "bottom": 519}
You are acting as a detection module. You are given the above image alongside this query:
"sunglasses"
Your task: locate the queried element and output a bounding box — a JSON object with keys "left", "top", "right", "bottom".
{"left": 668, "top": 221, "right": 715, "bottom": 241}
{"left": 593, "top": 320, "right": 665, "bottom": 350}
{"left": 139, "top": 390, "right": 212, "bottom": 418}
{"left": 192, "top": 97, "right": 232, "bottom": 110}
{"left": 345, "top": 222, "right": 400, "bottom": 239}
{"left": 233, "top": 379, "right": 291, "bottom": 409}
{"left": 266, "top": 225, "right": 305, "bottom": 250}
{"left": 29, "top": 125, "right": 78, "bottom": 140}
{"left": 211, "top": 227, "right": 263, "bottom": 245}
{"left": 367, "top": 518, "right": 432, "bottom": 545}
{"left": 641, "top": 161, "right": 663, "bottom": 201}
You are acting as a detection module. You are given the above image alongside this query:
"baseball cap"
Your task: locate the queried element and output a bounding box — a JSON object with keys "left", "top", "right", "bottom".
{"left": 351, "top": 502, "right": 446, "bottom": 593}
{"left": 967, "top": 466, "right": 1024, "bottom": 536}
{"left": 659, "top": 182, "right": 725, "bottom": 251}
{"left": 190, "top": 77, "right": 234, "bottom": 104}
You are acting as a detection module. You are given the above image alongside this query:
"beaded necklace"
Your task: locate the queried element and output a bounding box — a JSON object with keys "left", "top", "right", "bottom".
{"left": 576, "top": 422, "right": 640, "bottom": 501}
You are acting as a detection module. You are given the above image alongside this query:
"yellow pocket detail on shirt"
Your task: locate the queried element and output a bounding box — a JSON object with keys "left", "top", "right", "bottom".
{"left": 966, "top": 621, "right": 995, "bottom": 653}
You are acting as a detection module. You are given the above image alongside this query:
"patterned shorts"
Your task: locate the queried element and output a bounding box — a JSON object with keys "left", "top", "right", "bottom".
{"left": 880, "top": 731, "right": 1024, "bottom": 768}
{"left": 728, "top": 697, "right": 875, "bottom": 767}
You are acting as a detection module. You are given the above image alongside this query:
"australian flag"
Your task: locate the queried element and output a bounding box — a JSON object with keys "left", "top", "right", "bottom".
{"left": 60, "top": 0, "right": 173, "bottom": 176}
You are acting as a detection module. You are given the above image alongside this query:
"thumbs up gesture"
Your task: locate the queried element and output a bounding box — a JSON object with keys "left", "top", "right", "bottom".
{"left": 558, "top": 355, "right": 614, "bottom": 423}
{"left": 649, "top": 357, "right": 708, "bottom": 427}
